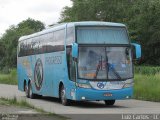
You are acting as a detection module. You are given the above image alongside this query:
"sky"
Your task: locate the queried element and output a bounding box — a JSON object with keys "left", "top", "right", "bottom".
{"left": 0, "top": 0, "right": 72, "bottom": 36}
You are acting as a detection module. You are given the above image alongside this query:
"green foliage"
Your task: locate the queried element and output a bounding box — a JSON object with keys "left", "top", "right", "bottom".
{"left": 60, "top": 0, "right": 160, "bottom": 65}
{"left": 134, "top": 73, "right": 160, "bottom": 102}
{"left": 134, "top": 66, "right": 160, "bottom": 102}
{"left": 135, "top": 66, "right": 160, "bottom": 75}
{"left": 0, "top": 18, "right": 45, "bottom": 69}
{"left": 60, "top": 0, "right": 133, "bottom": 22}
{"left": 0, "top": 69, "right": 17, "bottom": 85}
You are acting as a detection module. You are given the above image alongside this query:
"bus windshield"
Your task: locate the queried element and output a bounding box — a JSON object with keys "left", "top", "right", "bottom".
{"left": 78, "top": 46, "right": 133, "bottom": 80}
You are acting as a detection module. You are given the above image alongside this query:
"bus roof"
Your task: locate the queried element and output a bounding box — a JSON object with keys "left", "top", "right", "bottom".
{"left": 67, "top": 21, "right": 126, "bottom": 27}
{"left": 19, "top": 21, "right": 126, "bottom": 42}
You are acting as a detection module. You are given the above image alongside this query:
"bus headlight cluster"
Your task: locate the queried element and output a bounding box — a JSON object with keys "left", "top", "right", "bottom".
{"left": 76, "top": 83, "right": 91, "bottom": 89}
{"left": 123, "top": 79, "right": 134, "bottom": 88}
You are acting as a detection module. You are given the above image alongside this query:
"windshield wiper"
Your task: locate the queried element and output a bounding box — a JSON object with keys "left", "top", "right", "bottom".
{"left": 94, "top": 49, "right": 122, "bottom": 80}
{"left": 105, "top": 47, "right": 121, "bottom": 80}
{"left": 94, "top": 56, "right": 102, "bottom": 79}
{"left": 108, "top": 64, "right": 121, "bottom": 79}
{"left": 105, "top": 51, "right": 109, "bottom": 79}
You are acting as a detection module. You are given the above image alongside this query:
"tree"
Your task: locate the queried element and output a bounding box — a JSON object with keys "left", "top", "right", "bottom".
{"left": 0, "top": 18, "right": 45, "bottom": 68}
{"left": 60, "top": 0, "right": 160, "bottom": 65}
{"left": 60, "top": 0, "right": 135, "bottom": 22}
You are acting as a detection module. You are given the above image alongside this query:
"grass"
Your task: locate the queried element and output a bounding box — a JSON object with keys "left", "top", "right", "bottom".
{"left": 134, "top": 66, "right": 160, "bottom": 102}
{"left": 135, "top": 66, "right": 160, "bottom": 75}
{"left": 0, "top": 97, "right": 46, "bottom": 112}
{"left": 0, "top": 97, "right": 67, "bottom": 120}
{"left": 0, "top": 69, "right": 17, "bottom": 85}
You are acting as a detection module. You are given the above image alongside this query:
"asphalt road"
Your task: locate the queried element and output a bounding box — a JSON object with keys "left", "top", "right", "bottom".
{"left": 0, "top": 84, "right": 160, "bottom": 120}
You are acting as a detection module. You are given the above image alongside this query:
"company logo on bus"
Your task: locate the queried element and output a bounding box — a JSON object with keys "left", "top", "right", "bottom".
{"left": 34, "top": 58, "right": 43, "bottom": 91}
{"left": 97, "top": 82, "right": 106, "bottom": 89}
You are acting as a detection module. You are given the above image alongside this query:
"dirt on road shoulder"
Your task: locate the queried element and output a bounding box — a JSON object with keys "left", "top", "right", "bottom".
{"left": 0, "top": 114, "right": 65, "bottom": 120}
{"left": 0, "top": 105, "right": 66, "bottom": 120}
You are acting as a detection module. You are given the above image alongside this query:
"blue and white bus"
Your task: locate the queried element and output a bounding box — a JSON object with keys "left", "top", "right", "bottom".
{"left": 17, "top": 21, "right": 141, "bottom": 106}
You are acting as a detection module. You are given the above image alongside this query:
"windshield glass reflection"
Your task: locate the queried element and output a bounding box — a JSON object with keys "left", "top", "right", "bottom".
{"left": 78, "top": 46, "right": 132, "bottom": 80}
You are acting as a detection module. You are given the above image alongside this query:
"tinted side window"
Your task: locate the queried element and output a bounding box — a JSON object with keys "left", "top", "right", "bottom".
{"left": 54, "top": 29, "right": 65, "bottom": 51}
{"left": 22, "top": 40, "right": 27, "bottom": 56}
{"left": 18, "top": 29, "right": 65, "bottom": 57}
{"left": 46, "top": 32, "right": 55, "bottom": 53}
{"left": 39, "top": 35, "right": 46, "bottom": 54}
{"left": 66, "top": 46, "right": 76, "bottom": 81}
{"left": 66, "top": 27, "right": 74, "bottom": 45}
{"left": 26, "top": 39, "right": 33, "bottom": 56}
{"left": 46, "top": 29, "right": 65, "bottom": 53}
{"left": 18, "top": 41, "right": 25, "bottom": 57}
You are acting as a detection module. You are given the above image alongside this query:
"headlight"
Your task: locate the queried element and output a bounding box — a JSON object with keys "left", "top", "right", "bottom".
{"left": 76, "top": 83, "right": 91, "bottom": 89}
{"left": 123, "top": 83, "right": 134, "bottom": 88}
{"left": 123, "top": 79, "right": 134, "bottom": 88}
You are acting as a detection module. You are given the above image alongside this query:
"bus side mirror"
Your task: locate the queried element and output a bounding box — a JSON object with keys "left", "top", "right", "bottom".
{"left": 72, "top": 43, "right": 78, "bottom": 58}
{"left": 131, "top": 43, "right": 141, "bottom": 60}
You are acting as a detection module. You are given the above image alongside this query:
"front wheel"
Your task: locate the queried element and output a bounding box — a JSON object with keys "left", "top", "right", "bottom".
{"left": 60, "top": 85, "right": 70, "bottom": 106}
{"left": 104, "top": 100, "right": 115, "bottom": 106}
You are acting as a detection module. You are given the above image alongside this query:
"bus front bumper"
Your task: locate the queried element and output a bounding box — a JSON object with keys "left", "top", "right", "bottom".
{"left": 75, "top": 87, "right": 133, "bottom": 101}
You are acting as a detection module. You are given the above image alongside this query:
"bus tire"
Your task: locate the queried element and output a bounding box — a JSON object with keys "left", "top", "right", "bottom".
{"left": 60, "top": 85, "right": 70, "bottom": 106}
{"left": 24, "top": 82, "right": 29, "bottom": 98}
{"left": 28, "top": 82, "right": 36, "bottom": 99}
{"left": 104, "top": 100, "right": 115, "bottom": 106}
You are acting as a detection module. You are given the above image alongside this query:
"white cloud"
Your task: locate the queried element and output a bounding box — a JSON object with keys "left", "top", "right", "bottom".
{"left": 0, "top": 0, "right": 72, "bottom": 35}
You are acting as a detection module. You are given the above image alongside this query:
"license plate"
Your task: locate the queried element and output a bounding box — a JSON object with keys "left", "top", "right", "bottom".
{"left": 104, "top": 93, "right": 112, "bottom": 97}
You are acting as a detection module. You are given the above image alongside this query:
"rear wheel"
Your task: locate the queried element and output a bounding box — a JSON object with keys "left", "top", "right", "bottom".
{"left": 104, "top": 100, "right": 115, "bottom": 106}
{"left": 28, "top": 82, "right": 36, "bottom": 99}
{"left": 24, "top": 83, "right": 29, "bottom": 98}
{"left": 60, "top": 85, "right": 70, "bottom": 106}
